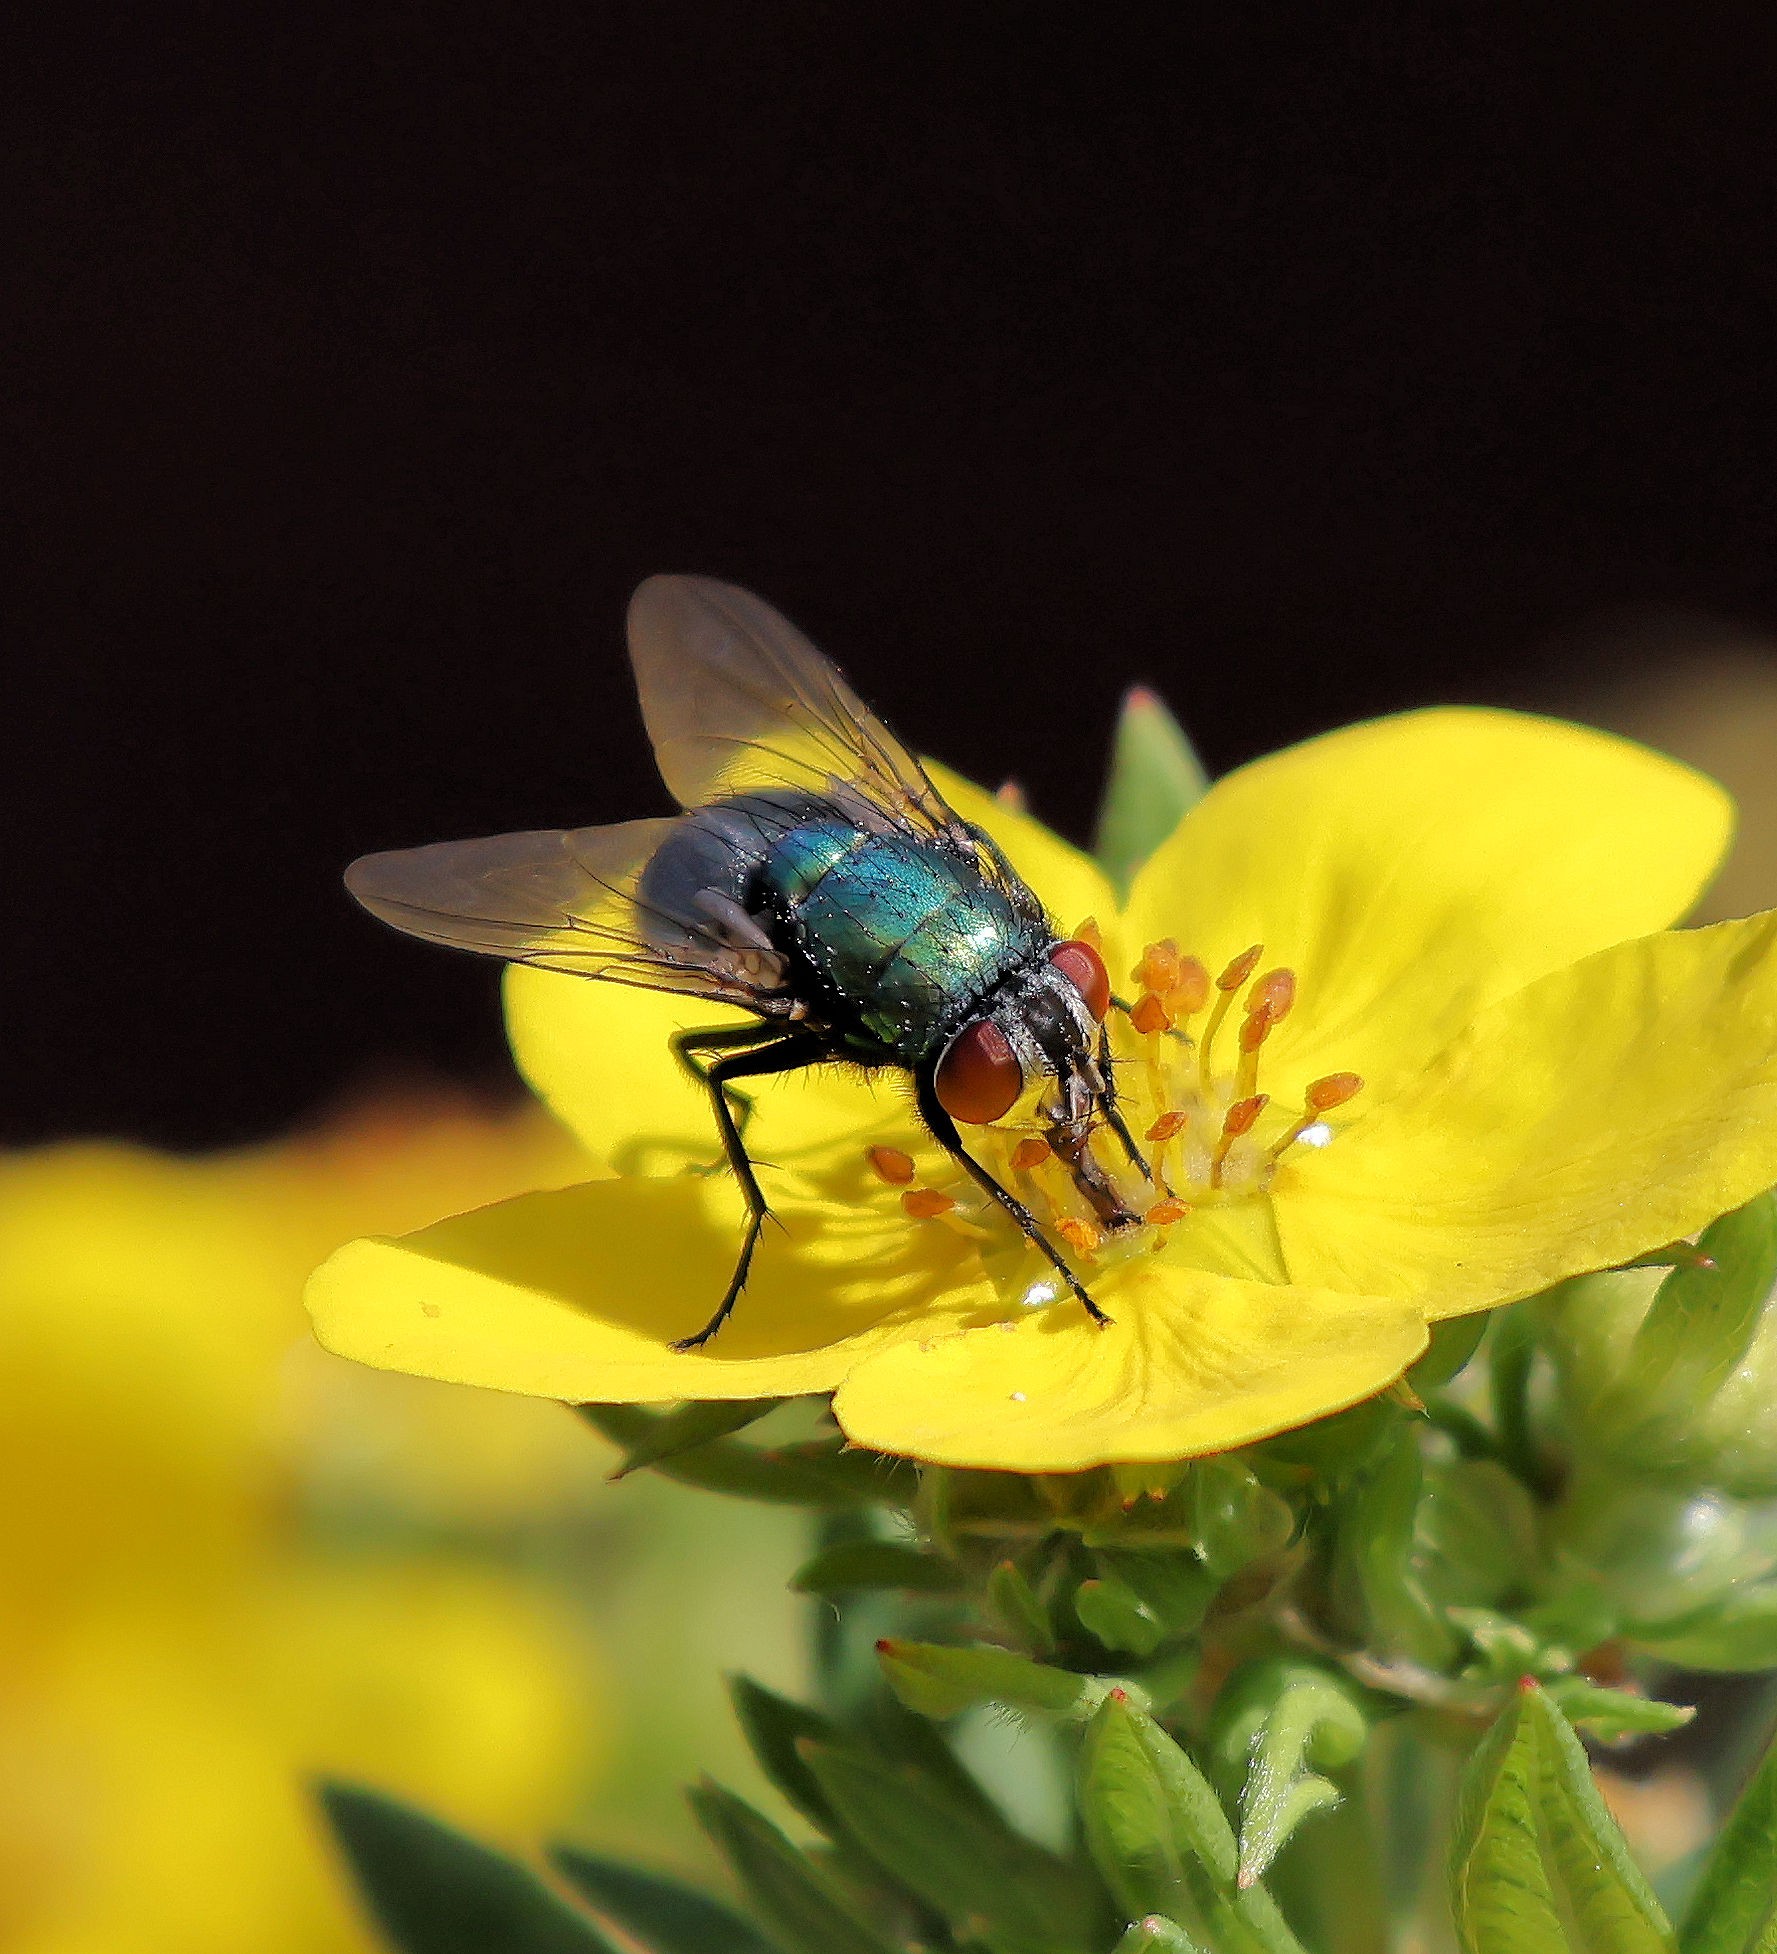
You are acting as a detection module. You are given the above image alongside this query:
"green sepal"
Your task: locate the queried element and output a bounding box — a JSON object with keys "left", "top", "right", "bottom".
{"left": 549, "top": 1847, "right": 776, "bottom": 1954}
{"left": 1448, "top": 1681, "right": 1676, "bottom": 1953}
{"left": 1114, "top": 1918, "right": 1213, "bottom": 1954}
{"left": 576, "top": 1406, "right": 913, "bottom": 1507}
{"left": 1679, "top": 1727, "right": 1777, "bottom": 1953}
{"left": 1333, "top": 1423, "right": 1456, "bottom": 1666}
{"left": 987, "top": 1557, "right": 1057, "bottom": 1653}
{"left": 316, "top": 1781, "right": 619, "bottom": 1954}
{"left": 689, "top": 1781, "right": 901, "bottom": 1954}
{"left": 1411, "top": 1314, "right": 1491, "bottom": 1390}
{"left": 1094, "top": 685, "right": 1212, "bottom": 895}
{"left": 1076, "top": 1552, "right": 1216, "bottom": 1656}
{"left": 1594, "top": 1192, "right": 1777, "bottom": 1468}
{"left": 1542, "top": 1677, "right": 1694, "bottom": 1745}
{"left": 600, "top": 1398, "right": 782, "bottom": 1476}
{"left": 1076, "top": 1693, "right": 1307, "bottom": 1954}
{"left": 877, "top": 1636, "right": 1127, "bottom": 1721}
{"left": 1205, "top": 1660, "right": 1369, "bottom": 1887}
{"left": 792, "top": 1538, "right": 964, "bottom": 1595}
{"left": 800, "top": 1740, "right": 1104, "bottom": 1954}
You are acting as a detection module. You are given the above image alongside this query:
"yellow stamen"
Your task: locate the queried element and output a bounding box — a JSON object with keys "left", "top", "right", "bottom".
{"left": 902, "top": 1186, "right": 955, "bottom": 1218}
{"left": 1268, "top": 1073, "right": 1367, "bottom": 1160}
{"left": 1199, "top": 943, "right": 1263, "bottom": 1094}
{"left": 1130, "top": 991, "right": 1173, "bottom": 1036}
{"left": 1210, "top": 1093, "right": 1268, "bottom": 1189}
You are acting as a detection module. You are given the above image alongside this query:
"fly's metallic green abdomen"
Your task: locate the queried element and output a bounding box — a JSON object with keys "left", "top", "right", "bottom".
{"left": 763, "top": 817, "right": 1046, "bottom": 1061}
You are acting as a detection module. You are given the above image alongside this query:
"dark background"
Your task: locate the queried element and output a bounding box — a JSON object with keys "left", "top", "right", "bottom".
{"left": 11, "top": 7, "right": 1777, "bottom": 1148}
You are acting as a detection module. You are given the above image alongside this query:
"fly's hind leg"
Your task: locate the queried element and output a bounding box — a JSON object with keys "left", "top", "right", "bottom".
{"left": 671, "top": 1031, "right": 828, "bottom": 1352}
{"left": 671, "top": 1023, "right": 778, "bottom": 1171}
{"left": 915, "top": 1075, "right": 1112, "bottom": 1328}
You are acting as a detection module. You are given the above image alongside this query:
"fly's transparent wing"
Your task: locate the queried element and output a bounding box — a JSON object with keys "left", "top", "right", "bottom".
{"left": 627, "top": 574, "right": 968, "bottom": 845}
{"left": 344, "top": 817, "right": 798, "bottom": 1009}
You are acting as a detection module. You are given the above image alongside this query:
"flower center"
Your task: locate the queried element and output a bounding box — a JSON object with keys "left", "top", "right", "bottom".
{"left": 861, "top": 930, "right": 1365, "bottom": 1284}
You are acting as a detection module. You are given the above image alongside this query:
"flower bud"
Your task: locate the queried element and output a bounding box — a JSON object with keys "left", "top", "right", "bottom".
{"left": 1535, "top": 1190, "right": 1777, "bottom": 1496}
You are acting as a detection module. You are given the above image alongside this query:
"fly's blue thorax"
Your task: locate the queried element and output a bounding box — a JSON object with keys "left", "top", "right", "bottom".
{"left": 760, "top": 817, "right": 1047, "bottom": 1060}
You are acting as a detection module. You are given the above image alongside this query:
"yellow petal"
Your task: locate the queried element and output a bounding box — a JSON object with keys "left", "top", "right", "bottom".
{"left": 307, "top": 1174, "right": 999, "bottom": 1401}
{"left": 832, "top": 1258, "right": 1426, "bottom": 1469}
{"left": 926, "top": 761, "right": 1121, "bottom": 942}
{"left": 504, "top": 967, "right": 905, "bottom": 1173}
{"left": 1278, "top": 910, "right": 1777, "bottom": 1316}
{"left": 1124, "top": 709, "right": 1732, "bottom": 1107}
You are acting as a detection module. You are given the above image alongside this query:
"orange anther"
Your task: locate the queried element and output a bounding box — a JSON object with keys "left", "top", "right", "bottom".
{"left": 1305, "top": 1072, "right": 1364, "bottom": 1112}
{"left": 1132, "top": 938, "right": 1183, "bottom": 994}
{"left": 868, "top": 1145, "right": 917, "bottom": 1184}
{"left": 1222, "top": 1093, "right": 1269, "bottom": 1139}
{"left": 1056, "top": 1216, "right": 1103, "bottom": 1254}
{"left": 1145, "top": 1198, "right": 1191, "bottom": 1226}
{"left": 1145, "top": 1110, "right": 1188, "bottom": 1142}
{"left": 1011, "top": 1136, "right": 1052, "bottom": 1171}
{"left": 1246, "top": 967, "right": 1297, "bottom": 1023}
{"left": 1238, "top": 1010, "right": 1273, "bottom": 1054}
{"left": 1172, "top": 955, "right": 1210, "bottom": 1013}
{"left": 902, "top": 1187, "right": 956, "bottom": 1219}
{"left": 1130, "top": 992, "right": 1173, "bottom": 1036}
{"left": 1216, "top": 944, "right": 1264, "bottom": 992}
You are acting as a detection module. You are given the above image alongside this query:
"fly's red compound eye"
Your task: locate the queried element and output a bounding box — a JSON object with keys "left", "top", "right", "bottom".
{"left": 933, "top": 1019, "right": 1024, "bottom": 1125}
{"left": 1048, "top": 938, "right": 1110, "bottom": 1020}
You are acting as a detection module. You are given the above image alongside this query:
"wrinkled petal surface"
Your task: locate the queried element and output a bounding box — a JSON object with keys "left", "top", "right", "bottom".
{"left": 308, "top": 1173, "right": 1001, "bottom": 1401}
{"left": 1124, "top": 709, "right": 1732, "bottom": 1107}
{"left": 1279, "top": 911, "right": 1777, "bottom": 1316}
{"left": 833, "top": 1259, "right": 1427, "bottom": 1469}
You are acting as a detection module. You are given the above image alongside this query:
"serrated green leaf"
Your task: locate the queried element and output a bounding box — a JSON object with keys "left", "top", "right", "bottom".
{"left": 1543, "top": 1679, "right": 1694, "bottom": 1746}
{"left": 1206, "top": 1661, "right": 1369, "bottom": 1887}
{"left": 1449, "top": 1682, "right": 1676, "bottom": 1952}
{"left": 1114, "top": 1917, "right": 1212, "bottom": 1953}
{"left": 577, "top": 1406, "right": 913, "bottom": 1506}
{"left": 792, "top": 1539, "right": 964, "bottom": 1594}
{"left": 550, "top": 1847, "right": 775, "bottom": 1954}
{"left": 1094, "top": 685, "right": 1211, "bottom": 895}
{"left": 877, "top": 1637, "right": 1112, "bottom": 1721}
{"left": 318, "top": 1782, "right": 617, "bottom": 1954}
{"left": 602, "top": 1398, "right": 782, "bottom": 1476}
{"left": 1077, "top": 1694, "right": 1306, "bottom": 1954}
{"left": 690, "top": 1782, "right": 900, "bottom": 1954}
{"left": 1679, "top": 1727, "right": 1777, "bottom": 1954}
{"left": 802, "top": 1741, "right": 1100, "bottom": 1954}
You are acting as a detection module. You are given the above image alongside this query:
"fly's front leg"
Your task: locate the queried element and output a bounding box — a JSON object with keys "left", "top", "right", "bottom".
{"left": 916, "top": 1075, "right": 1111, "bottom": 1328}
{"left": 671, "top": 1022, "right": 776, "bottom": 1170}
{"left": 1096, "top": 1023, "right": 1151, "bottom": 1180}
{"left": 672, "top": 1031, "right": 827, "bottom": 1352}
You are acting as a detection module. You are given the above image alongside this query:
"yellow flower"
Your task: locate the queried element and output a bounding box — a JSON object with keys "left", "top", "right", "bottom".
{"left": 0, "top": 1106, "right": 605, "bottom": 1954}
{"left": 308, "top": 709, "right": 1777, "bottom": 1471}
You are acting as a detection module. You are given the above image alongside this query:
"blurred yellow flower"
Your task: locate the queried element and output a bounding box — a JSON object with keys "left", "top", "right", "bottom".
{"left": 309, "top": 711, "right": 1777, "bottom": 1470}
{"left": 0, "top": 1102, "right": 605, "bottom": 1954}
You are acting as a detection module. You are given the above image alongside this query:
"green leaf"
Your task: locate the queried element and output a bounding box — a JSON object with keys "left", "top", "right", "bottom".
{"left": 1076, "top": 1693, "right": 1306, "bottom": 1954}
{"left": 728, "top": 1676, "right": 849, "bottom": 1835}
{"left": 1094, "top": 685, "right": 1212, "bottom": 895}
{"left": 987, "top": 1558, "right": 1056, "bottom": 1653}
{"left": 1206, "top": 1661, "right": 1369, "bottom": 1887}
{"left": 791, "top": 1539, "right": 964, "bottom": 1594}
{"left": 1635, "top": 1586, "right": 1777, "bottom": 1672}
{"left": 550, "top": 1847, "right": 775, "bottom": 1954}
{"left": 577, "top": 1406, "right": 913, "bottom": 1506}
{"left": 689, "top": 1782, "right": 900, "bottom": 1954}
{"left": 1449, "top": 1681, "right": 1676, "bottom": 1952}
{"left": 601, "top": 1398, "right": 782, "bottom": 1476}
{"left": 1077, "top": 1552, "right": 1217, "bottom": 1656}
{"left": 802, "top": 1741, "right": 1102, "bottom": 1954}
{"left": 1114, "top": 1918, "right": 1213, "bottom": 1953}
{"left": 1542, "top": 1678, "right": 1694, "bottom": 1746}
{"left": 1334, "top": 1423, "right": 1456, "bottom": 1666}
{"left": 877, "top": 1636, "right": 1115, "bottom": 1721}
{"left": 1679, "top": 1727, "right": 1777, "bottom": 1954}
{"left": 317, "top": 1782, "right": 618, "bottom": 1954}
